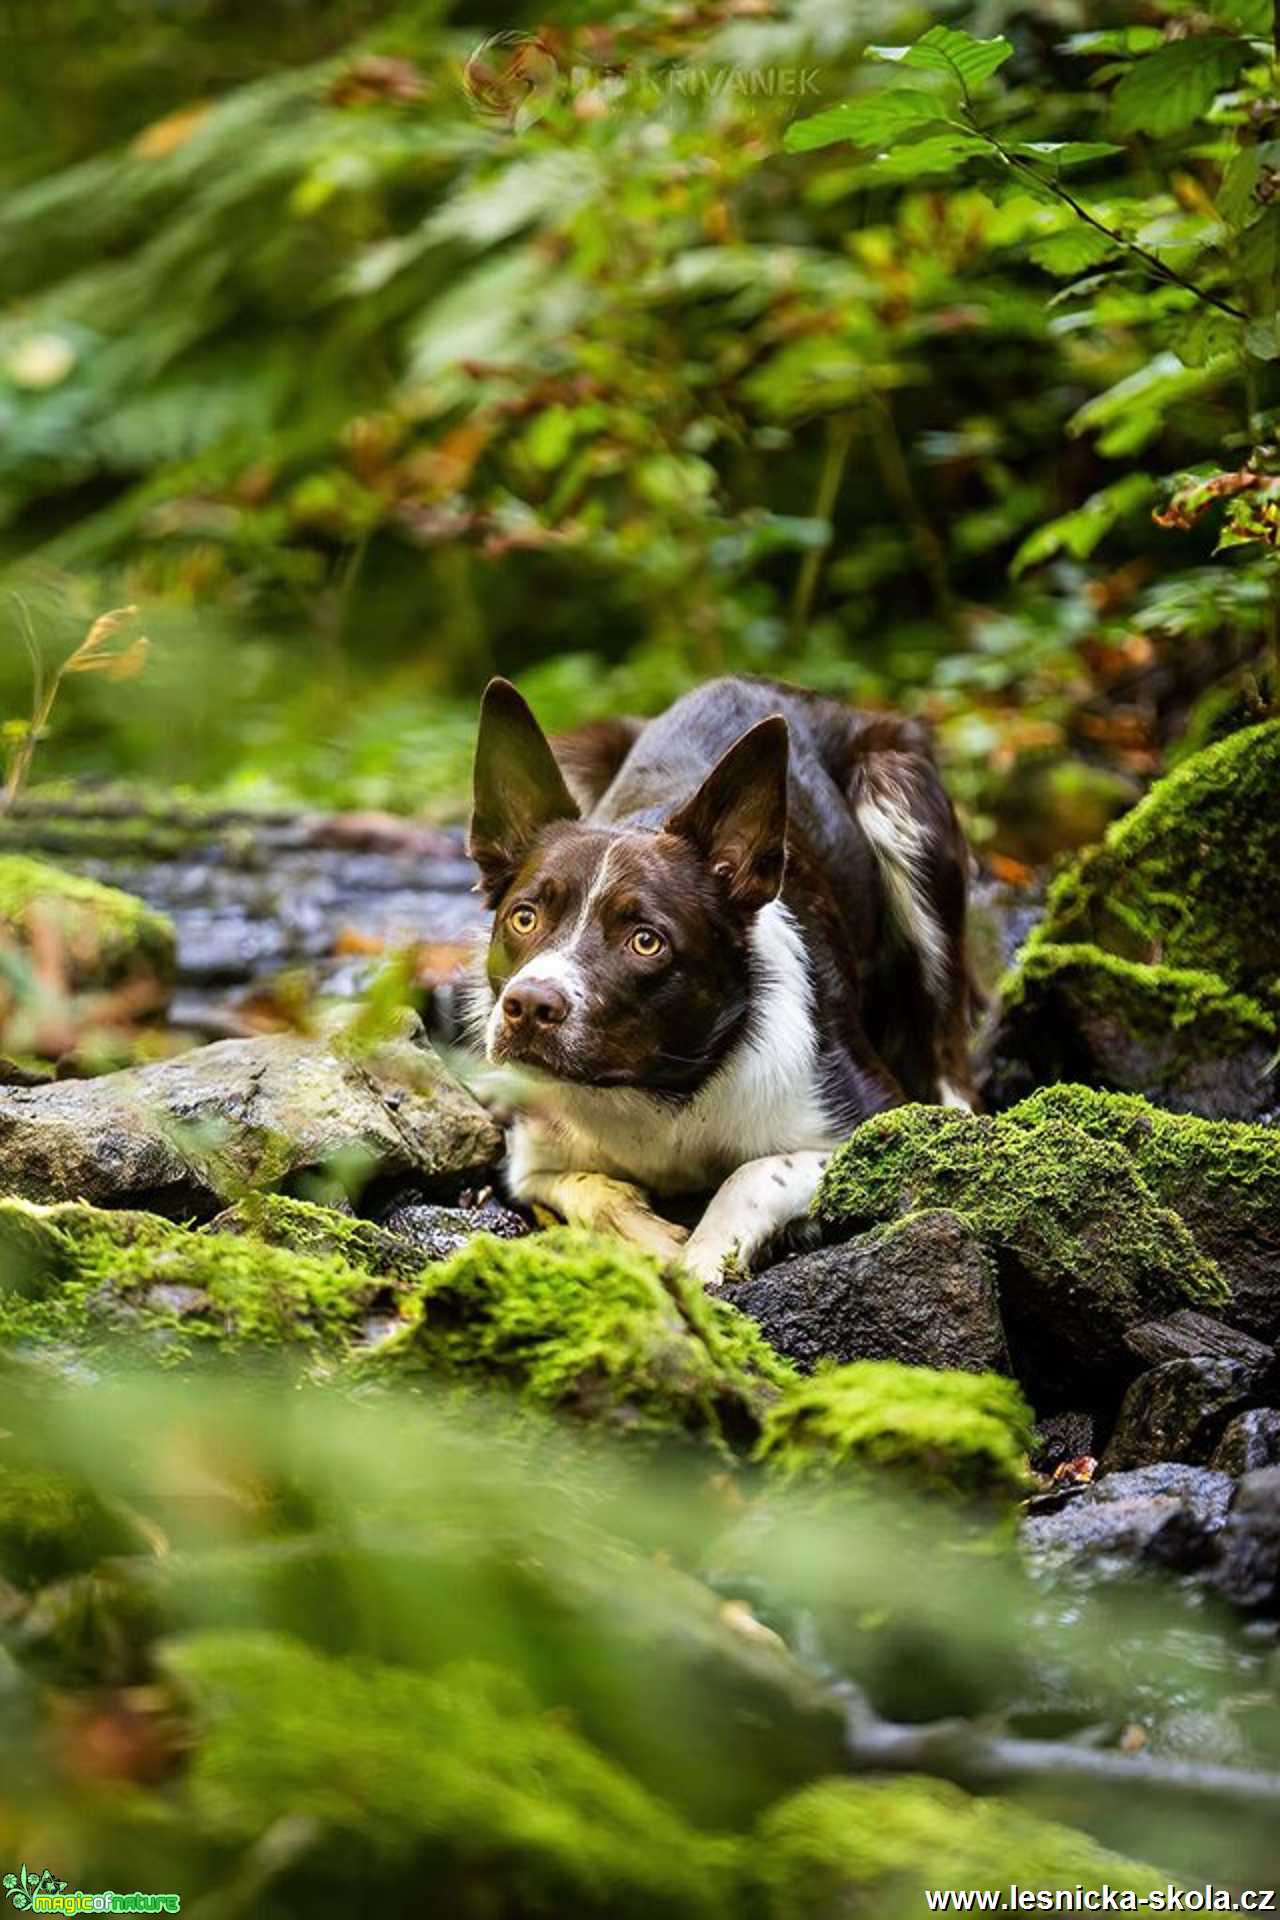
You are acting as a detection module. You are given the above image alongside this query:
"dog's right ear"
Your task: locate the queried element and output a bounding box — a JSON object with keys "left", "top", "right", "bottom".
{"left": 469, "top": 678, "right": 580, "bottom": 903}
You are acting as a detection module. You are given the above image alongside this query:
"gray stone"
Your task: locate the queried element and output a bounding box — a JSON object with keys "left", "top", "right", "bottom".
{"left": 0, "top": 1010, "right": 501, "bottom": 1219}
{"left": 1102, "top": 1358, "right": 1255, "bottom": 1472}
{"left": 1211, "top": 1408, "right": 1280, "bottom": 1477}
{"left": 1212, "top": 1467, "right": 1280, "bottom": 1611}
{"left": 727, "top": 1209, "right": 1010, "bottom": 1376}
{"left": 1124, "top": 1310, "right": 1275, "bottom": 1379}
{"left": 1023, "top": 1464, "right": 1233, "bottom": 1577}
{"left": 379, "top": 1200, "right": 530, "bottom": 1264}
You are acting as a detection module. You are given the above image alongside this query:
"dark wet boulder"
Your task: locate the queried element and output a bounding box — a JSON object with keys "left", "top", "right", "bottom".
{"left": 1101, "top": 1359, "right": 1257, "bottom": 1473}
{"left": 815, "top": 1104, "right": 1226, "bottom": 1407}
{"left": 1007, "top": 1087, "right": 1280, "bottom": 1343}
{"left": 1023, "top": 1464, "right": 1234, "bottom": 1578}
{"left": 1212, "top": 1467, "right": 1280, "bottom": 1611}
{"left": 1122, "top": 1308, "right": 1276, "bottom": 1378}
{"left": 1211, "top": 1409, "right": 1280, "bottom": 1477}
{"left": 0, "top": 1010, "right": 500, "bottom": 1218}
{"left": 987, "top": 721, "right": 1280, "bottom": 1120}
{"left": 726, "top": 1210, "right": 1009, "bottom": 1377}
{"left": 379, "top": 1198, "right": 530, "bottom": 1262}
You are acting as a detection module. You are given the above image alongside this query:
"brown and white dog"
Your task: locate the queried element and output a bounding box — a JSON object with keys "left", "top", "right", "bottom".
{"left": 466, "top": 674, "right": 976, "bottom": 1288}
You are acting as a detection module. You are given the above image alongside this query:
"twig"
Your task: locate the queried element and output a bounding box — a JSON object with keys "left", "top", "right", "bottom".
{"left": 865, "top": 392, "right": 963, "bottom": 640}
{"left": 792, "top": 412, "right": 855, "bottom": 638}
{"left": 840, "top": 1688, "right": 1280, "bottom": 1808}
{"left": 971, "top": 124, "right": 1248, "bottom": 324}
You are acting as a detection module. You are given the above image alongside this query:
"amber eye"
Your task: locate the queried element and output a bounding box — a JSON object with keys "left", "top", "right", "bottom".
{"left": 507, "top": 904, "right": 538, "bottom": 936}
{"left": 628, "top": 926, "right": 665, "bottom": 959}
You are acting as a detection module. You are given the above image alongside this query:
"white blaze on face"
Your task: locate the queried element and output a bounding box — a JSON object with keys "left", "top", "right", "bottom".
{"left": 484, "top": 838, "right": 626, "bottom": 1061}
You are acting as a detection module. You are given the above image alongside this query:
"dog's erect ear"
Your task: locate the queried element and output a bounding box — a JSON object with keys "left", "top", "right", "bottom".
{"left": 469, "top": 678, "right": 580, "bottom": 901}
{"left": 665, "top": 715, "right": 789, "bottom": 912}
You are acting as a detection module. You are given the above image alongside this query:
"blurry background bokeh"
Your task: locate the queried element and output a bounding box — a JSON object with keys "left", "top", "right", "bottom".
{"left": 2, "top": 0, "right": 1276, "bottom": 862}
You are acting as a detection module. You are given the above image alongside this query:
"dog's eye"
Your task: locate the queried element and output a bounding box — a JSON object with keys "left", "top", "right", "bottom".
{"left": 628, "top": 926, "right": 665, "bottom": 959}
{"left": 507, "top": 904, "right": 539, "bottom": 936}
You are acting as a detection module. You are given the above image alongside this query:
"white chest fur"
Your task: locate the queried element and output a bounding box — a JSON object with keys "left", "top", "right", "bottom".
{"left": 511, "top": 901, "right": 840, "bottom": 1194}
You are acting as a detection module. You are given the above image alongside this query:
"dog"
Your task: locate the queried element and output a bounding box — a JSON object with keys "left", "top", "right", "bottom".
{"left": 466, "top": 674, "right": 976, "bottom": 1288}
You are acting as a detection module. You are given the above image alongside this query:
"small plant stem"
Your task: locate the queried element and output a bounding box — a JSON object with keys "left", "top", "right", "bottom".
{"left": 974, "top": 126, "right": 1249, "bottom": 323}
{"left": 865, "top": 391, "right": 963, "bottom": 640}
{"left": 792, "top": 411, "right": 855, "bottom": 637}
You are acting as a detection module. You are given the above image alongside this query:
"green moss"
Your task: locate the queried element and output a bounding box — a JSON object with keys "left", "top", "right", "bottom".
{"left": 1008, "top": 1083, "right": 1280, "bottom": 1199}
{"left": 204, "top": 1192, "right": 426, "bottom": 1282}
{"left": 164, "top": 1631, "right": 738, "bottom": 1918}
{"left": 817, "top": 1105, "right": 1225, "bottom": 1310}
{"left": 755, "top": 1361, "right": 1033, "bottom": 1502}
{"left": 0, "top": 1460, "right": 144, "bottom": 1589}
{"left": 370, "top": 1228, "right": 795, "bottom": 1450}
{"left": 1025, "top": 720, "right": 1280, "bottom": 989}
{"left": 998, "top": 943, "right": 1276, "bottom": 1051}
{"left": 0, "top": 853, "right": 175, "bottom": 987}
{"left": 0, "top": 1196, "right": 386, "bottom": 1359}
{"left": 752, "top": 1777, "right": 1167, "bottom": 1918}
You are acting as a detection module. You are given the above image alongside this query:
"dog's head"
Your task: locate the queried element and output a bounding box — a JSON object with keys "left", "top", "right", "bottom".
{"left": 468, "top": 679, "right": 788, "bottom": 1090}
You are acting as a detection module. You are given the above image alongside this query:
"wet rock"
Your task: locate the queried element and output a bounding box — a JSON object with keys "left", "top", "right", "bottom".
{"left": 380, "top": 1199, "right": 530, "bottom": 1264}
{"left": 1023, "top": 1464, "right": 1233, "bottom": 1577}
{"left": 0, "top": 1010, "right": 501, "bottom": 1219}
{"left": 987, "top": 721, "right": 1280, "bottom": 1121}
{"left": 1006, "top": 1088, "right": 1280, "bottom": 1343}
{"left": 815, "top": 1104, "right": 1227, "bottom": 1407}
{"left": 1123, "top": 1309, "right": 1276, "bottom": 1377}
{"left": 726, "top": 1210, "right": 1009, "bottom": 1377}
{"left": 1030, "top": 1410, "right": 1094, "bottom": 1476}
{"left": 1211, "top": 1409, "right": 1280, "bottom": 1477}
{"left": 1212, "top": 1467, "right": 1280, "bottom": 1611}
{"left": 1101, "top": 1359, "right": 1255, "bottom": 1472}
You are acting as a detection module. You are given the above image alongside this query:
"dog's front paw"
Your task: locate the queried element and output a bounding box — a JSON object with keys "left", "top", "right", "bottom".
{"left": 679, "top": 1229, "right": 744, "bottom": 1292}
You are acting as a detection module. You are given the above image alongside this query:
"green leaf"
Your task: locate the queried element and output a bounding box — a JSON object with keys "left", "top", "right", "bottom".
{"left": 783, "top": 88, "right": 953, "bottom": 155}
{"left": 1070, "top": 351, "right": 1234, "bottom": 455}
{"left": 847, "top": 131, "right": 995, "bottom": 184}
{"left": 866, "top": 27, "right": 1012, "bottom": 95}
{"left": 1206, "top": 0, "right": 1273, "bottom": 31}
{"left": 1012, "top": 141, "right": 1123, "bottom": 171}
{"left": 1012, "top": 473, "right": 1157, "bottom": 573}
{"left": 1026, "top": 226, "right": 1119, "bottom": 275}
{"left": 1060, "top": 28, "right": 1165, "bottom": 56}
{"left": 1246, "top": 315, "right": 1280, "bottom": 359}
{"left": 1175, "top": 308, "right": 1244, "bottom": 367}
{"left": 1238, "top": 206, "right": 1280, "bottom": 295}
{"left": 1217, "top": 144, "right": 1263, "bottom": 228}
{"left": 1109, "top": 37, "right": 1251, "bottom": 138}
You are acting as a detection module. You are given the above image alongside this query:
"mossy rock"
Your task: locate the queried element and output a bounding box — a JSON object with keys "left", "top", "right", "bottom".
{"left": 990, "top": 722, "right": 1280, "bottom": 1119}
{"left": 160, "top": 1631, "right": 738, "bottom": 1918}
{"left": 0, "top": 1459, "right": 145, "bottom": 1590}
{"left": 752, "top": 1777, "right": 1167, "bottom": 1918}
{"left": 204, "top": 1191, "right": 427, "bottom": 1283}
{"left": 755, "top": 1360, "right": 1033, "bottom": 1503}
{"left": 815, "top": 1105, "right": 1227, "bottom": 1404}
{"left": 1008, "top": 1086, "right": 1280, "bottom": 1342}
{"left": 368, "top": 1228, "right": 795, "bottom": 1451}
{"left": 0, "top": 1196, "right": 389, "bottom": 1362}
{"left": 0, "top": 852, "right": 175, "bottom": 995}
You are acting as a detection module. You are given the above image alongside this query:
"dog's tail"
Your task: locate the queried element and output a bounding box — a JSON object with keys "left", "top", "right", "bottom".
{"left": 847, "top": 719, "right": 958, "bottom": 1003}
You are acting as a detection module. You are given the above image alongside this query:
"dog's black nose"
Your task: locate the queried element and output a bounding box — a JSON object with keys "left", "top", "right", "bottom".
{"left": 502, "top": 981, "right": 569, "bottom": 1029}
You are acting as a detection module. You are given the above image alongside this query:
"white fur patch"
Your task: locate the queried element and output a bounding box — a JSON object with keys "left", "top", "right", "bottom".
{"left": 854, "top": 778, "right": 948, "bottom": 998}
{"left": 682, "top": 1149, "right": 828, "bottom": 1288}
{"left": 939, "top": 1078, "right": 974, "bottom": 1111}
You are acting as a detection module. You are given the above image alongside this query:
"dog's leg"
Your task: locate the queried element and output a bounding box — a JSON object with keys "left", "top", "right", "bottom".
{"left": 520, "top": 1169, "right": 691, "bottom": 1262}
{"left": 506, "top": 1120, "right": 689, "bottom": 1260}
{"left": 681, "top": 1150, "right": 829, "bottom": 1291}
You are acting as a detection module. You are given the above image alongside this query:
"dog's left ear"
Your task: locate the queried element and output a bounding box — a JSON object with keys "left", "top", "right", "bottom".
{"left": 665, "top": 715, "right": 789, "bottom": 912}
{"left": 469, "top": 678, "right": 580, "bottom": 902}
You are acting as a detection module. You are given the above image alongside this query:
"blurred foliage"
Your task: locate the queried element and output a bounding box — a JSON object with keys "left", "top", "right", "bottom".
{"left": 2, "top": 1368, "right": 1280, "bottom": 1907}
{"left": 0, "top": 0, "right": 1276, "bottom": 841}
